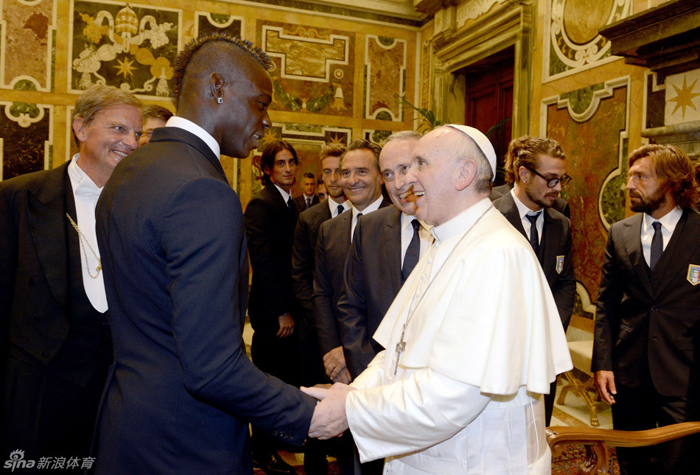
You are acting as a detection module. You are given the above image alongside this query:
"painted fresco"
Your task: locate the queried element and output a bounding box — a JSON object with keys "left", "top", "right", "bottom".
{"left": 250, "top": 122, "right": 351, "bottom": 196}
{"left": 365, "top": 35, "right": 406, "bottom": 121}
{"left": 545, "top": 0, "right": 631, "bottom": 81}
{"left": 545, "top": 79, "right": 629, "bottom": 308}
{"left": 2, "top": 0, "right": 55, "bottom": 91}
{"left": 258, "top": 20, "right": 354, "bottom": 117}
{"left": 70, "top": 0, "right": 180, "bottom": 96}
{"left": 0, "top": 100, "right": 52, "bottom": 180}
{"left": 195, "top": 12, "right": 242, "bottom": 38}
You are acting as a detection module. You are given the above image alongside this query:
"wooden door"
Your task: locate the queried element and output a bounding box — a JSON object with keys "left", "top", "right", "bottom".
{"left": 464, "top": 48, "right": 514, "bottom": 185}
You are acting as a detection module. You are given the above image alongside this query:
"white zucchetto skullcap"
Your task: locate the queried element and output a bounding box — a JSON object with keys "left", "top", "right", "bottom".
{"left": 444, "top": 124, "right": 497, "bottom": 181}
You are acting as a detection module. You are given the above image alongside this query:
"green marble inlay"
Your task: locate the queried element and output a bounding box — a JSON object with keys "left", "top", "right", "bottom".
{"left": 371, "top": 130, "right": 392, "bottom": 143}
{"left": 13, "top": 80, "right": 38, "bottom": 92}
{"left": 306, "top": 85, "right": 334, "bottom": 113}
{"left": 10, "top": 102, "right": 41, "bottom": 118}
{"left": 375, "top": 111, "right": 392, "bottom": 121}
{"left": 549, "top": 49, "right": 568, "bottom": 77}
{"left": 285, "top": 123, "right": 324, "bottom": 133}
{"left": 560, "top": 83, "right": 605, "bottom": 116}
{"left": 600, "top": 138, "right": 629, "bottom": 226}
{"left": 274, "top": 81, "right": 303, "bottom": 111}
{"left": 210, "top": 13, "right": 230, "bottom": 25}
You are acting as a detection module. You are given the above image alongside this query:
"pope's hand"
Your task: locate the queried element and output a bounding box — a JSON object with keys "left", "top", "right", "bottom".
{"left": 302, "top": 383, "right": 356, "bottom": 439}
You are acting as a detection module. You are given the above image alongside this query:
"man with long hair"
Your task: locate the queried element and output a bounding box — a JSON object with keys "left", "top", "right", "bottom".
{"left": 593, "top": 144, "right": 700, "bottom": 474}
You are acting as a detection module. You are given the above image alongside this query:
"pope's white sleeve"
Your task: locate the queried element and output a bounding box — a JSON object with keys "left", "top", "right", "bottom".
{"left": 346, "top": 367, "right": 492, "bottom": 462}
{"left": 350, "top": 350, "right": 386, "bottom": 390}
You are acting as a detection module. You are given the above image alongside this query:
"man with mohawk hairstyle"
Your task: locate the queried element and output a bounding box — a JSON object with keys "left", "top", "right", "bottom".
{"left": 94, "top": 34, "right": 317, "bottom": 474}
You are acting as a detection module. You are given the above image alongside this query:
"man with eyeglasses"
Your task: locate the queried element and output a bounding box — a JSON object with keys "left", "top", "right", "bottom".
{"left": 493, "top": 135, "right": 576, "bottom": 425}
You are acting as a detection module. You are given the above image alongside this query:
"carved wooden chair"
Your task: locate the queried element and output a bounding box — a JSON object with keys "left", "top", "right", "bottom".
{"left": 557, "top": 340, "right": 600, "bottom": 426}
{"left": 547, "top": 422, "right": 700, "bottom": 474}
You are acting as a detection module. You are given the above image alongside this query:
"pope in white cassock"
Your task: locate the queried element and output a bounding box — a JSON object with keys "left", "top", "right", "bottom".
{"left": 303, "top": 125, "right": 573, "bottom": 474}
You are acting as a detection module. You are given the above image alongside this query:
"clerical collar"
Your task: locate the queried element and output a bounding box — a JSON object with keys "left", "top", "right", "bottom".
{"left": 510, "top": 188, "right": 542, "bottom": 220}
{"left": 643, "top": 206, "right": 682, "bottom": 234}
{"left": 431, "top": 198, "right": 492, "bottom": 243}
{"left": 273, "top": 183, "right": 291, "bottom": 203}
{"left": 166, "top": 116, "right": 220, "bottom": 159}
{"left": 68, "top": 154, "right": 102, "bottom": 201}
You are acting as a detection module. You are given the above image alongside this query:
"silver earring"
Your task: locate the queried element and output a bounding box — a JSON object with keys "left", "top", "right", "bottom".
{"left": 217, "top": 97, "right": 223, "bottom": 104}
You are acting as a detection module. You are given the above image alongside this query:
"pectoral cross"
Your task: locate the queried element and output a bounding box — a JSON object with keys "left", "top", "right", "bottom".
{"left": 394, "top": 323, "right": 407, "bottom": 375}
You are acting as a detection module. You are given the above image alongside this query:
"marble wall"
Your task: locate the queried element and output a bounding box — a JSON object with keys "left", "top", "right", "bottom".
{"left": 0, "top": 0, "right": 417, "bottom": 205}
{"left": 418, "top": 0, "right": 690, "bottom": 334}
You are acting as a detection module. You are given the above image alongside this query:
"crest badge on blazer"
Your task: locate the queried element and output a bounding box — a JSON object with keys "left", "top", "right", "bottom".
{"left": 688, "top": 264, "right": 700, "bottom": 286}
{"left": 556, "top": 255, "right": 565, "bottom": 274}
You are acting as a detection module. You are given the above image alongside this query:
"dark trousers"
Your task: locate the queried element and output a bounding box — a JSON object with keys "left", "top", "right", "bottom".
{"left": 612, "top": 380, "right": 700, "bottom": 475}
{"left": 544, "top": 378, "right": 558, "bottom": 426}
{"left": 251, "top": 330, "right": 301, "bottom": 459}
{"left": 0, "top": 355, "right": 109, "bottom": 473}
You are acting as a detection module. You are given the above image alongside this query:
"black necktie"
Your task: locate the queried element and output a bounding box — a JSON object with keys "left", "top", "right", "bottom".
{"left": 287, "top": 197, "right": 294, "bottom": 213}
{"left": 402, "top": 220, "right": 421, "bottom": 284}
{"left": 336, "top": 204, "right": 345, "bottom": 216}
{"left": 650, "top": 221, "right": 663, "bottom": 271}
{"left": 526, "top": 213, "right": 541, "bottom": 254}
{"left": 306, "top": 197, "right": 311, "bottom": 209}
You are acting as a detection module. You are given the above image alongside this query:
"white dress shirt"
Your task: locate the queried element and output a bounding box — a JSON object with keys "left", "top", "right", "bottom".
{"left": 166, "top": 116, "right": 220, "bottom": 159}
{"left": 350, "top": 196, "right": 384, "bottom": 240}
{"left": 328, "top": 196, "right": 351, "bottom": 218}
{"left": 641, "top": 206, "right": 683, "bottom": 267}
{"left": 511, "top": 189, "right": 543, "bottom": 244}
{"left": 399, "top": 214, "right": 431, "bottom": 269}
{"left": 273, "top": 183, "right": 292, "bottom": 204}
{"left": 67, "top": 155, "right": 108, "bottom": 313}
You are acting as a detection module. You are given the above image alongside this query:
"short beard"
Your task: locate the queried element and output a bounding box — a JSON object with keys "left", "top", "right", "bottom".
{"left": 629, "top": 186, "right": 667, "bottom": 214}
{"left": 525, "top": 185, "right": 557, "bottom": 210}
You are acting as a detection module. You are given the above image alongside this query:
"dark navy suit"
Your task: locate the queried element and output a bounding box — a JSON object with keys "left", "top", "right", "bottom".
{"left": 95, "top": 127, "right": 314, "bottom": 474}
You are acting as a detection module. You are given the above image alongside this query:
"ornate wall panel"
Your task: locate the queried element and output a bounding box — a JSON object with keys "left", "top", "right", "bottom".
{"left": 542, "top": 77, "right": 629, "bottom": 310}
{"left": 0, "top": 101, "right": 53, "bottom": 180}
{"left": 645, "top": 69, "right": 700, "bottom": 129}
{"left": 364, "top": 35, "right": 406, "bottom": 121}
{"left": 259, "top": 21, "right": 354, "bottom": 117}
{"left": 363, "top": 129, "right": 392, "bottom": 144}
{"left": 69, "top": 0, "right": 181, "bottom": 97}
{"left": 664, "top": 69, "right": 700, "bottom": 125}
{"left": 544, "top": 0, "right": 631, "bottom": 81}
{"left": 642, "top": 69, "right": 700, "bottom": 158}
{"left": 250, "top": 122, "right": 351, "bottom": 196}
{"left": 195, "top": 12, "right": 242, "bottom": 38}
{"left": 1, "top": 0, "right": 56, "bottom": 91}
